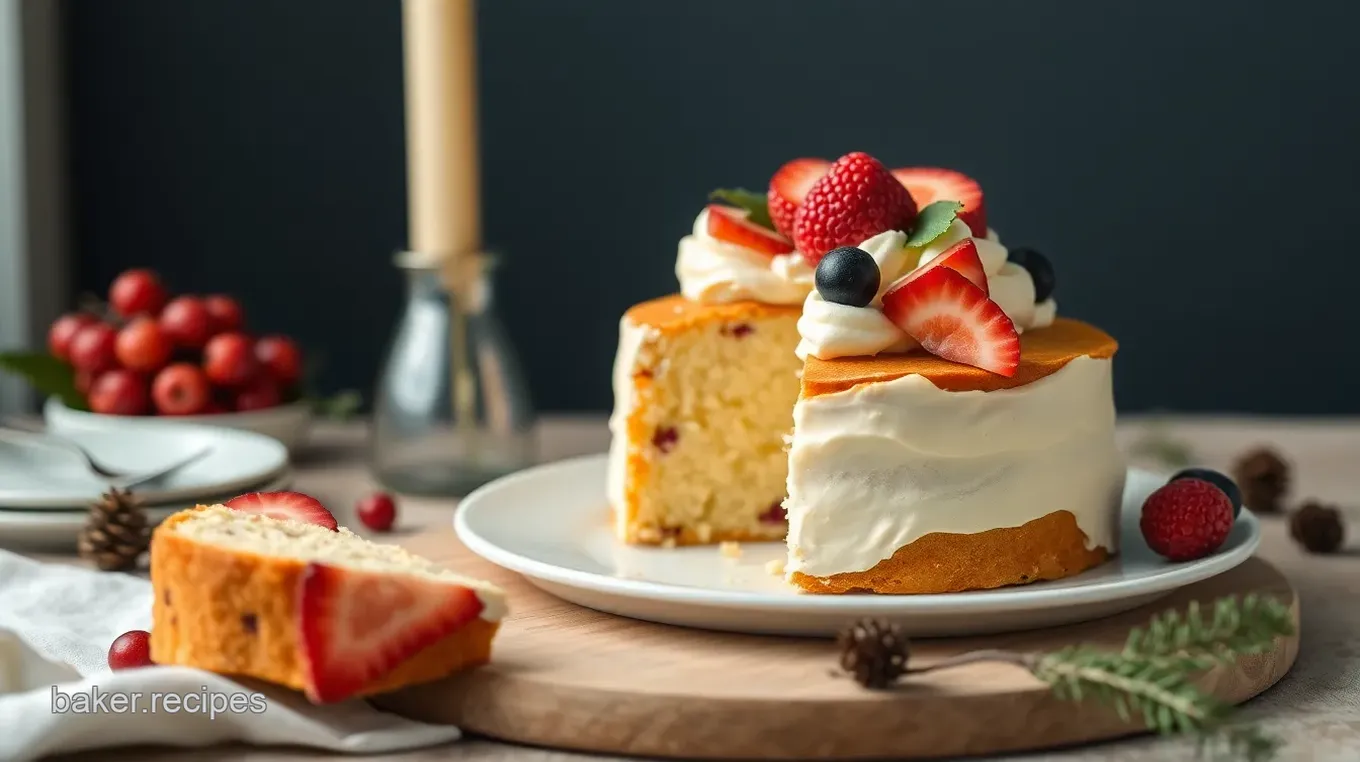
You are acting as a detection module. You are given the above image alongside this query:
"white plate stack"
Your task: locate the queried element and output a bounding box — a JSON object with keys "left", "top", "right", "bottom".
{"left": 0, "top": 424, "right": 292, "bottom": 549}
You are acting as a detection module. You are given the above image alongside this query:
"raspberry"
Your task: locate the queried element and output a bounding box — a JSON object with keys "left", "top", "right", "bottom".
{"left": 792, "top": 152, "right": 918, "bottom": 264}
{"left": 1139, "top": 478, "right": 1234, "bottom": 561}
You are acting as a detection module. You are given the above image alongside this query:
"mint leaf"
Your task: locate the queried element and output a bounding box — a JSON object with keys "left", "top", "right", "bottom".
{"left": 708, "top": 188, "right": 776, "bottom": 231}
{"left": 904, "top": 201, "right": 962, "bottom": 247}
{"left": 0, "top": 351, "right": 88, "bottom": 410}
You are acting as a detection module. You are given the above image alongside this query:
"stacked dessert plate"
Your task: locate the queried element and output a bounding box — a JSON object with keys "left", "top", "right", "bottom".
{"left": 0, "top": 424, "right": 291, "bottom": 549}
{"left": 456, "top": 455, "right": 1262, "bottom": 637}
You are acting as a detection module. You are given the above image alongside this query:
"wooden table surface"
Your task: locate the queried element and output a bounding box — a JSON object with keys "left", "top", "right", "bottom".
{"left": 31, "top": 415, "right": 1360, "bottom": 762}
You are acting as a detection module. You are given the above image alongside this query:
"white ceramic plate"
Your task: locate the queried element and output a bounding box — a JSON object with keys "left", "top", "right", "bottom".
{"left": 455, "top": 455, "right": 1261, "bottom": 637}
{"left": 0, "top": 470, "right": 295, "bottom": 549}
{"left": 0, "top": 425, "right": 288, "bottom": 509}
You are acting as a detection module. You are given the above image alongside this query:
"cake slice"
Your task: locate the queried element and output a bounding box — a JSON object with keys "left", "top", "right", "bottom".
{"left": 609, "top": 295, "right": 802, "bottom": 545}
{"left": 150, "top": 501, "right": 505, "bottom": 702}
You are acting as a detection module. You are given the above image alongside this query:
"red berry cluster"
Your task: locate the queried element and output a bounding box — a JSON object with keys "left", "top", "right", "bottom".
{"left": 48, "top": 268, "right": 304, "bottom": 417}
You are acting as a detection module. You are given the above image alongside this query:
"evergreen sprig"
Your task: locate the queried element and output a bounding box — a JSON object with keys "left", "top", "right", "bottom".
{"left": 839, "top": 594, "right": 1294, "bottom": 761}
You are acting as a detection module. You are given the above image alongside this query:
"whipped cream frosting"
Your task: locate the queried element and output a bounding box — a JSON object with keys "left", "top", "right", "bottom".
{"left": 676, "top": 208, "right": 814, "bottom": 305}
{"left": 796, "top": 221, "right": 1058, "bottom": 360}
{"left": 784, "top": 355, "right": 1124, "bottom": 579}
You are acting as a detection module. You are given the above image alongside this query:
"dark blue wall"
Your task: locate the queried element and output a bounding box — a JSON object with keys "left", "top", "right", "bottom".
{"left": 65, "top": 0, "right": 1360, "bottom": 413}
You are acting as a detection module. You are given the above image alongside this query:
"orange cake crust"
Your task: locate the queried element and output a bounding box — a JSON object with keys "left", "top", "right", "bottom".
{"left": 801, "top": 317, "right": 1117, "bottom": 398}
{"left": 790, "top": 509, "right": 1109, "bottom": 595}
{"left": 149, "top": 508, "right": 499, "bottom": 699}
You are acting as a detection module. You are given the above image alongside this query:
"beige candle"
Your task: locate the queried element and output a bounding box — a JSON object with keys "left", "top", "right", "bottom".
{"left": 402, "top": 0, "right": 481, "bottom": 258}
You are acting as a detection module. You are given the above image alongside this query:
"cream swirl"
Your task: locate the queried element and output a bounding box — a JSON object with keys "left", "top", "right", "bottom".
{"left": 675, "top": 208, "right": 814, "bottom": 305}
{"left": 796, "top": 220, "right": 1058, "bottom": 360}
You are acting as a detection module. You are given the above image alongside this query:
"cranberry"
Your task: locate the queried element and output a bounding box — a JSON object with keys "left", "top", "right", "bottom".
{"left": 152, "top": 363, "right": 211, "bottom": 416}
{"left": 48, "top": 313, "right": 97, "bottom": 362}
{"left": 203, "top": 332, "right": 260, "bottom": 387}
{"left": 108, "top": 629, "right": 154, "bottom": 670}
{"left": 108, "top": 269, "right": 167, "bottom": 318}
{"left": 67, "top": 323, "right": 119, "bottom": 375}
{"left": 356, "top": 492, "right": 397, "bottom": 532}
{"left": 158, "top": 296, "right": 213, "bottom": 348}
{"left": 88, "top": 370, "right": 150, "bottom": 416}
{"left": 652, "top": 426, "right": 679, "bottom": 453}
{"left": 115, "top": 316, "right": 172, "bottom": 373}
{"left": 759, "top": 501, "right": 788, "bottom": 524}
{"left": 254, "top": 335, "right": 302, "bottom": 388}
{"left": 721, "top": 323, "right": 754, "bottom": 338}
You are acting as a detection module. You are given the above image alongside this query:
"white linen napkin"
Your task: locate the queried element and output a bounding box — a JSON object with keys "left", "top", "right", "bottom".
{"left": 0, "top": 548, "right": 462, "bottom": 762}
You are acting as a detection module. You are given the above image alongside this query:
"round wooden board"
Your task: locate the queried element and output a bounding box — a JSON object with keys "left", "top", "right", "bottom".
{"left": 376, "top": 530, "right": 1299, "bottom": 760}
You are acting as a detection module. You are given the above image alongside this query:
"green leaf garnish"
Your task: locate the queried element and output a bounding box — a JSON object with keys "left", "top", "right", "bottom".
{"left": 708, "top": 188, "right": 776, "bottom": 231}
{"left": 0, "top": 351, "right": 89, "bottom": 410}
{"left": 308, "top": 390, "right": 363, "bottom": 421}
{"left": 903, "top": 201, "right": 961, "bottom": 248}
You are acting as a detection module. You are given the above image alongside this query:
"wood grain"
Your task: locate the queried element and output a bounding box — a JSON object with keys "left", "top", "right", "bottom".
{"left": 375, "top": 530, "right": 1300, "bottom": 760}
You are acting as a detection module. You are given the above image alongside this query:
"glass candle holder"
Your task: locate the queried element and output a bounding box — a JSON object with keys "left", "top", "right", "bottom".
{"left": 369, "top": 251, "right": 537, "bottom": 496}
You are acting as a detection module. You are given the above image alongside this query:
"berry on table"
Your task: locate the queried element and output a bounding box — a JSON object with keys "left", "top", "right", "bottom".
{"left": 793, "top": 152, "right": 918, "bottom": 264}
{"left": 814, "top": 247, "right": 880, "bottom": 307}
{"left": 203, "top": 332, "right": 261, "bottom": 387}
{"left": 68, "top": 322, "right": 119, "bottom": 375}
{"left": 1139, "top": 478, "right": 1233, "bottom": 561}
{"left": 1170, "top": 467, "right": 1243, "bottom": 518}
{"left": 356, "top": 492, "right": 397, "bottom": 532}
{"left": 109, "top": 269, "right": 168, "bottom": 319}
{"left": 152, "top": 363, "right": 211, "bottom": 416}
{"left": 108, "top": 629, "right": 154, "bottom": 670}
{"left": 158, "top": 296, "right": 214, "bottom": 348}
{"left": 204, "top": 294, "right": 244, "bottom": 334}
{"left": 115, "top": 316, "right": 172, "bottom": 373}
{"left": 767, "top": 157, "right": 830, "bottom": 239}
{"left": 48, "top": 313, "right": 97, "bottom": 362}
{"left": 88, "top": 369, "right": 150, "bottom": 416}
{"left": 1006, "top": 247, "right": 1056, "bottom": 303}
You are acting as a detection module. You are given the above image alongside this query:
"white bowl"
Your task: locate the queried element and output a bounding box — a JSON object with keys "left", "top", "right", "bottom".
{"left": 43, "top": 396, "right": 313, "bottom": 453}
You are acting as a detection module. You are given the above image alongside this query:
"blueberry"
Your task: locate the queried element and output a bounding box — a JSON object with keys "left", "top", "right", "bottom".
{"left": 1007, "top": 247, "right": 1055, "bottom": 303}
{"left": 1171, "top": 468, "right": 1243, "bottom": 518}
{"left": 815, "top": 247, "right": 880, "bottom": 307}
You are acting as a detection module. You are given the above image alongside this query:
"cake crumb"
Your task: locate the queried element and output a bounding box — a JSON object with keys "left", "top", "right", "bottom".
{"left": 719, "top": 541, "right": 742, "bottom": 559}
{"left": 765, "top": 558, "right": 786, "bottom": 576}
{"left": 697, "top": 523, "right": 714, "bottom": 543}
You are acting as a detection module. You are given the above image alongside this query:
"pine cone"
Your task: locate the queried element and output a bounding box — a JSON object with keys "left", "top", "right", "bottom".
{"left": 77, "top": 487, "right": 150, "bottom": 572}
{"left": 837, "top": 618, "right": 910, "bottom": 689}
{"left": 1290, "top": 501, "right": 1345, "bottom": 554}
{"left": 1232, "top": 447, "right": 1290, "bottom": 514}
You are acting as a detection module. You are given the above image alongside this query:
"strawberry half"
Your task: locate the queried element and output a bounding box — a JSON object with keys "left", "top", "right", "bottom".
{"left": 705, "top": 204, "right": 794, "bottom": 256}
{"left": 793, "top": 152, "right": 918, "bottom": 265}
{"left": 881, "top": 266, "right": 1019, "bottom": 377}
{"left": 224, "top": 491, "right": 338, "bottom": 531}
{"left": 887, "top": 238, "right": 990, "bottom": 296}
{"left": 298, "top": 563, "right": 485, "bottom": 703}
{"left": 891, "top": 167, "right": 987, "bottom": 237}
{"left": 767, "top": 158, "right": 830, "bottom": 239}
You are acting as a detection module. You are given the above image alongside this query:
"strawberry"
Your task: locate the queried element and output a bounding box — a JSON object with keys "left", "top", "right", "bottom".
{"left": 888, "top": 238, "right": 990, "bottom": 296}
{"left": 706, "top": 204, "right": 794, "bottom": 256}
{"left": 1139, "top": 479, "right": 1234, "bottom": 561}
{"left": 881, "top": 266, "right": 1019, "bottom": 376}
{"left": 298, "top": 563, "right": 485, "bottom": 702}
{"left": 224, "top": 491, "right": 338, "bottom": 531}
{"left": 767, "top": 158, "right": 830, "bottom": 239}
{"left": 891, "top": 167, "right": 987, "bottom": 237}
{"left": 792, "top": 152, "right": 918, "bottom": 265}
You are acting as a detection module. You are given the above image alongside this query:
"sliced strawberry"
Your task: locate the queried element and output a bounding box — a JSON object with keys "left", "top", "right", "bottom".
{"left": 767, "top": 158, "right": 830, "bottom": 239}
{"left": 891, "top": 167, "right": 987, "bottom": 237}
{"left": 705, "top": 205, "right": 794, "bottom": 256}
{"left": 224, "top": 491, "right": 338, "bottom": 531}
{"left": 887, "top": 238, "right": 990, "bottom": 296}
{"left": 881, "top": 266, "right": 1019, "bottom": 376}
{"left": 793, "top": 152, "right": 918, "bottom": 264}
{"left": 298, "top": 563, "right": 485, "bottom": 703}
